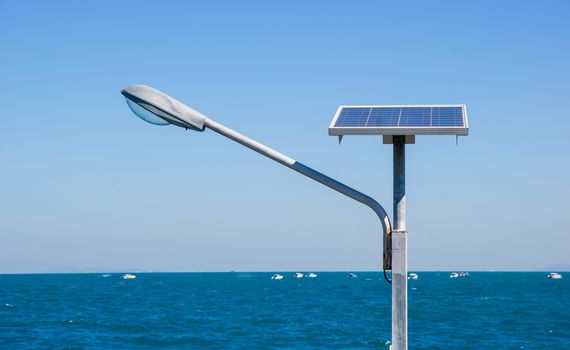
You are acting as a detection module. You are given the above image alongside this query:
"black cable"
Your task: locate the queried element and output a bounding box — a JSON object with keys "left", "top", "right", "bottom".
{"left": 383, "top": 268, "right": 392, "bottom": 284}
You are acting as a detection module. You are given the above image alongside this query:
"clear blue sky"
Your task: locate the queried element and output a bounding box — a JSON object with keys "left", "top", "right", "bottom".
{"left": 1, "top": 1, "right": 569, "bottom": 273}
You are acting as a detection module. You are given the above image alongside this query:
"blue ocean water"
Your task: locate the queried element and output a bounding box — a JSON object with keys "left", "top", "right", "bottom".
{"left": 0, "top": 272, "right": 568, "bottom": 349}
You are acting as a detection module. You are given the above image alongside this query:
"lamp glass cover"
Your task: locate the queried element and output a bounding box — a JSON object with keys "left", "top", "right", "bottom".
{"left": 126, "top": 99, "right": 169, "bottom": 126}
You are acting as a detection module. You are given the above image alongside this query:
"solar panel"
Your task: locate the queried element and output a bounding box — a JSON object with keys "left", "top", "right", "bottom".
{"left": 328, "top": 105, "right": 468, "bottom": 136}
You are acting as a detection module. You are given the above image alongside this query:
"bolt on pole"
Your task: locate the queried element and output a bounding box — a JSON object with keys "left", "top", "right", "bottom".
{"left": 392, "top": 135, "right": 408, "bottom": 350}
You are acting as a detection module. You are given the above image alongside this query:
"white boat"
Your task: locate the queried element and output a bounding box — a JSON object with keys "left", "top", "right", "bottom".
{"left": 101, "top": 274, "right": 111, "bottom": 278}
{"left": 459, "top": 272, "right": 469, "bottom": 277}
{"left": 547, "top": 272, "right": 563, "bottom": 279}
{"left": 408, "top": 273, "right": 418, "bottom": 280}
{"left": 271, "top": 274, "right": 284, "bottom": 280}
{"left": 122, "top": 274, "right": 136, "bottom": 280}
{"left": 294, "top": 273, "right": 304, "bottom": 278}
{"left": 307, "top": 273, "right": 317, "bottom": 278}
{"left": 348, "top": 273, "right": 358, "bottom": 278}
{"left": 449, "top": 272, "right": 459, "bottom": 279}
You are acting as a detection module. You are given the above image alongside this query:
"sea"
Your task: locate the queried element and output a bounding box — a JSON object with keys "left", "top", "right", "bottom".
{"left": 0, "top": 272, "right": 568, "bottom": 349}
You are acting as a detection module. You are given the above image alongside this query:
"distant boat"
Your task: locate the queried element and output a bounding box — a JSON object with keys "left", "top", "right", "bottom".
{"left": 408, "top": 273, "right": 418, "bottom": 280}
{"left": 101, "top": 274, "right": 111, "bottom": 278}
{"left": 547, "top": 272, "right": 563, "bottom": 279}
{"left": 449, "top": 272, "right": 459, "bottom": 279}
{"left": 122, "top": 274, "right": 136, "bottom": 280}
{"left": 459, "top": 272, "right": 469, "bottom": 277}
{"left": 271, "top": 274, "right": 284, "bottom": 280}
{"left": 307, "top": 273, "right": 317, "bottom": 278}
{"left": 348, "top": 273, "right": 358, "bottom": 278}
{"left": 294, "top": 273, "right": 304, "bottom": 278}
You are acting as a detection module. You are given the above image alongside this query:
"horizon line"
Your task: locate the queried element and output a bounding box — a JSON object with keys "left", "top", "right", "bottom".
{"left": 1, "top": 269, "right": 567, "bottom": 275}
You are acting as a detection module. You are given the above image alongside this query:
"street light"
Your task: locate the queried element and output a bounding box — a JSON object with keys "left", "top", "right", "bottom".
{"left": 121, "top": 83, "right": 392, "bottom": 274}
{"left": 122, "top": 85, "right": 469, "bottom": 350}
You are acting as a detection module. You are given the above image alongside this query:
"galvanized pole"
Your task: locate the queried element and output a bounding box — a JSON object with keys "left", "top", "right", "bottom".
{"left": 392, "top": 135, "right": 407, "bottom": 350}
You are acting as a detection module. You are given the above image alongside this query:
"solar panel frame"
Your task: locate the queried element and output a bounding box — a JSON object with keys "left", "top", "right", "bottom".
{"left": 328, "top": 104, "right": 469, "bottom": 136}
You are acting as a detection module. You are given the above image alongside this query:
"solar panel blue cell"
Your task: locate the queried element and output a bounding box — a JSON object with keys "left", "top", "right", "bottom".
{"left": 399, "top": 107, "right": 431, "bottom": 127}
{"left": 334, "top": 107, "right": 371, "bottom": 127}
{"left": 367, "top": 107, "right": 400, "bottom": 127}
{"left": 431, "top": 107, "right": 463, "bottom": 126}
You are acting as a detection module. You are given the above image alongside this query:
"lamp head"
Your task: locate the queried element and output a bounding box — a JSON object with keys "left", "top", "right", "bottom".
{"left": 121, "top": 84, "right": 207, "bottom": 131}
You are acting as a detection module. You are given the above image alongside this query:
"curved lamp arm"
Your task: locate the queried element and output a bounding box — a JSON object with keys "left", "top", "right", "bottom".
{"left": 204, "top": 119, "right": 392, "bottom": 270}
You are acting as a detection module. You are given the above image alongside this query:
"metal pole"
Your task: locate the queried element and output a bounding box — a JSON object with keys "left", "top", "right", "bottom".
{"left": 392, "top": 135, "right": 407, "bottom": 350}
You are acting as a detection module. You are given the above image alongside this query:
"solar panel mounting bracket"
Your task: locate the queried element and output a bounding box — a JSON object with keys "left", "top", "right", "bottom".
{"left": 383, "top": 135, "right": 415, "bottom": 144}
